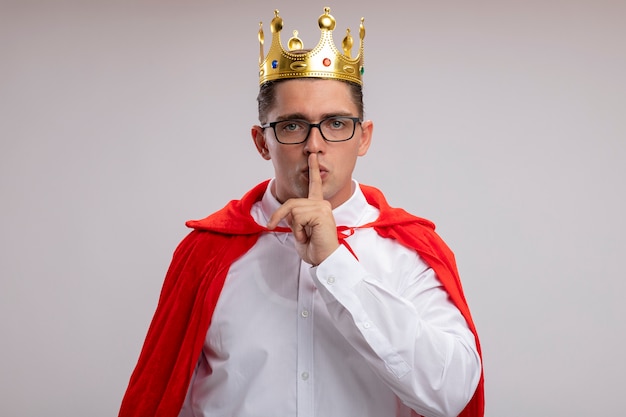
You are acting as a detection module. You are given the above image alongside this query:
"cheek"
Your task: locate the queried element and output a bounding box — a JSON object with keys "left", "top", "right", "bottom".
{"left": 339, "top": 148, "right": 360, "bottom": 169}
{"left": 268, "top": 150, "right": 299, "bottom": 174}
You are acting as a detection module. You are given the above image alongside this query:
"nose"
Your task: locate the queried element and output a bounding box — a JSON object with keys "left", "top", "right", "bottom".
{"left": 304, "top": 124, "right": 326, "bottom": 154}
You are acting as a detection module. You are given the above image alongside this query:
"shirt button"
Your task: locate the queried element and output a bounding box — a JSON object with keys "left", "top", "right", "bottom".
{"left": 327, "top": 276, "right": 336, "bottom": 285}
{"left": 363, "top": 321, "right": 371, "bottom": 329}
{"left": 301, "top": 310, "right": 309, "bottom": 318}
{"left": 301, "top": 371, "right": 309, "bottom": 380}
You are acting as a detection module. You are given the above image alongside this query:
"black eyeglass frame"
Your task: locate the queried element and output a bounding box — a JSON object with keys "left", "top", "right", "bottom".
{"left": 261, "top": 116, "right": 362, "bottom": 145}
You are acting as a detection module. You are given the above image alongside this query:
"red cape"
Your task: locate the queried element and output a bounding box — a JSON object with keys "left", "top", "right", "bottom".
{"left": 119, "top": 180, "right": 484, "bottom": 417}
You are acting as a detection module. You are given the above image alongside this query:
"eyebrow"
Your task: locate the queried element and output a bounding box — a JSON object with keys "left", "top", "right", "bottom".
{"left": 275, "top": 111, "right": 354, "bottom": 122}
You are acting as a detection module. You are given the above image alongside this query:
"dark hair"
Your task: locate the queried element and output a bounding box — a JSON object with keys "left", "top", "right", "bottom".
{"left": 257, "top": 79, "right": 364, "bottom": 124}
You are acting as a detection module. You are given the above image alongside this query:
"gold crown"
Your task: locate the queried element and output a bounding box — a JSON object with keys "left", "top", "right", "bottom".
{"left": 258, "top": 7, "right": 365, "bottom": 86}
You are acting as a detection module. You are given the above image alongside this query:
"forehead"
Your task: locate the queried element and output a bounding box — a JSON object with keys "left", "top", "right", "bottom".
{"left": 270, "top": 79, "right": 357, "bottom": 118}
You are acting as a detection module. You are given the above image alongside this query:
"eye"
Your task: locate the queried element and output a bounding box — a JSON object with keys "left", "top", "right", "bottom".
{"left": 325, "top": 117, "right": 348, "bottom": 130}
{"left": 278, "top": 120, "right": 307, "bottom": 133}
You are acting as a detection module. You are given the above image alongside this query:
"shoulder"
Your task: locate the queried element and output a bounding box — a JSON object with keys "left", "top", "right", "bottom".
{"left": 358, "top": 183, "right": 436, "bottom": 230}
{"left": 185, "top": 181, "right": 270, "bottom": 234}
{"left": 357, "top": 183, "right": 455, "bottom": 264}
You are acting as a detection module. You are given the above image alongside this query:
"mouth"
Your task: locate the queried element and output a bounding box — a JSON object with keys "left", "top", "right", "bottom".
{"left": 301, "top": 165, "right": 329, "bottom": 179}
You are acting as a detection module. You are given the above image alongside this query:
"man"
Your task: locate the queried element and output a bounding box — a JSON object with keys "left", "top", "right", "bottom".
{"left": 119, "top": 7, "right": 484, "bottom": 417}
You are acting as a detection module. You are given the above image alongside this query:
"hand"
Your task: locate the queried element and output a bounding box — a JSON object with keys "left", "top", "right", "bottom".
{"left": 267, "top": 153, "right": 339, "bottom": 265}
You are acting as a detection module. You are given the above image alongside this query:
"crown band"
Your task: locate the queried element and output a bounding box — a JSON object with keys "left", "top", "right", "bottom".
{"left": 258, "top": 7, "right": 365, "bottom": 86}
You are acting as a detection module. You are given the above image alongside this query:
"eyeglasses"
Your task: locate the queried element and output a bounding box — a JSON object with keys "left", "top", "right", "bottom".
{"left": 261, "top": 116, "right": 362, "bottom": 145}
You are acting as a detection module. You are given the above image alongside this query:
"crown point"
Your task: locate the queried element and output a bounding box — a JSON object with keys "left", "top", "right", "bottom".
{"left": 342, "top": 28, "right": 354, "bottom": 58}
{"left": 271, "top": 10, "right": 283, "bottom": 33}
{"left": 258, "top": 22, "right": 264, "bottom": 45}
{"left": 318, "top": 8, "right": 336, "bottom": 30}
{"left": 288, "top": 30, "right": 303, "bottom": 51}
{"left": 360, "top": 17, "right": 365, "bottom": 40}
{"left": 258, "top": 22, "right": 265, "bottom": 65}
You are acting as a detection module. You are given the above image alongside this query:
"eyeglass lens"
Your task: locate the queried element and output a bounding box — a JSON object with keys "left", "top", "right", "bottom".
{"left": 273, "top": 117, "right": 357, "bottom": 144}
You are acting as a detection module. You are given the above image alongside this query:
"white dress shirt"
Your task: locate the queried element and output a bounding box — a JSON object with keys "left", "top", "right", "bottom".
{"left": 179, "top": 180, "right": 481, "bottom": 417}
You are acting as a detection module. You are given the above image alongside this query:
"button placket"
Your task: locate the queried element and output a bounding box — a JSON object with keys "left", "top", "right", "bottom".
{"left": 296, "top": 260, "right": 315, "bottom": 416}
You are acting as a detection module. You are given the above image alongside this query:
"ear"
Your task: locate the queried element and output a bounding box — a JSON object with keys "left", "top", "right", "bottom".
{"left": 251, "top": 125, "right": 271, "bottom": 160}
{"left": 357, "top": 120, "right": 373, "bottom": 156}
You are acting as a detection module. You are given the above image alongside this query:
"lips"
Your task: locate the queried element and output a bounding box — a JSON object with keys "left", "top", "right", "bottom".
{"left": 301, "top": 165, "right": 329, "bottom": 177}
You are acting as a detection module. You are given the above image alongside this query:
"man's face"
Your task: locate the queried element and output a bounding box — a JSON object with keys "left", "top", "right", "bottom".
{"left": 252, "top": 79, "right": 373, "bottom": 208}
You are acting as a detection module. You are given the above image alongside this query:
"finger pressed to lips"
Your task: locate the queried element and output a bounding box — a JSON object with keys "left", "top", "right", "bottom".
{"left": 307, "top": 154, "right": 324, "bottom": 200}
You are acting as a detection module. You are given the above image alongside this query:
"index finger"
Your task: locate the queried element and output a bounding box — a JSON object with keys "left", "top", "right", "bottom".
{"left": 308, "top": 153, "right": 323, "bottom": 200}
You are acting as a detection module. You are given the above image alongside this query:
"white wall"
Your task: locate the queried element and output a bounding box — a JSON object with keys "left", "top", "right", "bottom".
{"left": 1, "top": 1, "right": 624, "bottom": 415}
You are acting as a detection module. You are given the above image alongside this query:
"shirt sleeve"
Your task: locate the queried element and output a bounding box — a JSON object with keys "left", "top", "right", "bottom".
{"left": 177, "top": 357, "right": 200, "bottom": 417}
{"left": 310, "top": 243, "right": 481, "bottom": 417}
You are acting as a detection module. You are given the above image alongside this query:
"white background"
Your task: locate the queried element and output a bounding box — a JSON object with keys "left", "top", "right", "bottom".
{"left": 1, "top": 1, "right": 625, "bottom": 416}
